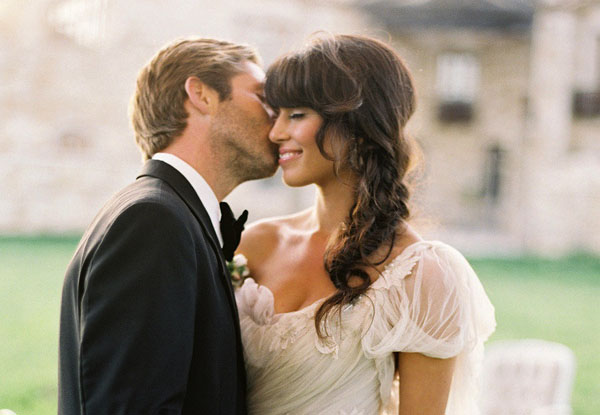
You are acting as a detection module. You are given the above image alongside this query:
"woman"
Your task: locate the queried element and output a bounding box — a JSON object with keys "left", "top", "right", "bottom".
{"left": 235, "top": 34, "right": 496, "bottom": 414}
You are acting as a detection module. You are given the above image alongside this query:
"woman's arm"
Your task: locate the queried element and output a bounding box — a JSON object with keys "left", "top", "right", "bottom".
{"left": 396, "top": 352, "right": 456, "bottom": 414}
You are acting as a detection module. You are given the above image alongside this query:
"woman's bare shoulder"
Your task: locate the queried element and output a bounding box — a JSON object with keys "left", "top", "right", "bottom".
{"left": 237, "top": 209, "right": 312, "bottom": 262}
{"left": 237, "top": 218, "right": 282, "bottom": 256}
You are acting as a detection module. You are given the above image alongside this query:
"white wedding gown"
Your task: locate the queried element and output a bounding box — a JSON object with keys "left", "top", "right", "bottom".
{"left": 235, "top": 241, "right": 496, "bottom": 415}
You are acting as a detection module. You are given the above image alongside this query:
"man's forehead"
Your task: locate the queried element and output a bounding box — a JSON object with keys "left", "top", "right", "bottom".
{"left": 233, "top": 61, "right": 265, "bottom": 87}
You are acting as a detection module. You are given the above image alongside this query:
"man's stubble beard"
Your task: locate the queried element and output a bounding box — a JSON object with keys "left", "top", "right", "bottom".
{"left": 209, "top": 106, "right": 278, "bottom": 185}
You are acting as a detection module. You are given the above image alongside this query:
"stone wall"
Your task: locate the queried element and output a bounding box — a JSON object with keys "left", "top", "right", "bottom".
{"left": 0, "top": 0, "right": 371, "bottom": 231}
{"left": 1, "top": 0, "right": 599, "bottom": 255}
{"left": 385, "top": 1, "right": 600, "bottom": 255}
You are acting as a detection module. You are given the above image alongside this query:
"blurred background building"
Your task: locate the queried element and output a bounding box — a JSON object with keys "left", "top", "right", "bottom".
{"left": 1, "top": 0, "right": 599, "bottom": 256}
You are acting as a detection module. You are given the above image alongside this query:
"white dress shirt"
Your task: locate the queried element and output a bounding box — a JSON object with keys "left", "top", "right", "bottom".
{"left": 152, "top": 153, "right": 223, "bottom": 247}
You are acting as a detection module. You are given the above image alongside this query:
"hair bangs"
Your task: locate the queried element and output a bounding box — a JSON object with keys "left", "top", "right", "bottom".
{"left": 265, "top": 53, "right": 323, "bottom": 111}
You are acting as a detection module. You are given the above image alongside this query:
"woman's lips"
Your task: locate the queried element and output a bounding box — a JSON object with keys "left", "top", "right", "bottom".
{"left": 278, "top": 150, "right": 302, "bottom": 164}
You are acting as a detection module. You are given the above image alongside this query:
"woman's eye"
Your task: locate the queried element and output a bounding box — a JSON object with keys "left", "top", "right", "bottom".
{"left": 289, "top": 112, "right": 305, "bottom": 119}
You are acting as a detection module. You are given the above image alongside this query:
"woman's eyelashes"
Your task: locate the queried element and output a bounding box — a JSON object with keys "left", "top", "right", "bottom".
{"left": 289, "top": 112, "right": 305, "bottom": 120}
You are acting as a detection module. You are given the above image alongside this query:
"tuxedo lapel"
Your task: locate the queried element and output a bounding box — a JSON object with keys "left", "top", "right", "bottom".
{"left": 136, "top": 160, "right": 239, "bottom": 320}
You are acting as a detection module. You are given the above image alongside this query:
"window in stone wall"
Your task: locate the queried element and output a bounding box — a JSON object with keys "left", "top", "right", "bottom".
{"left": 573, "top": 90, "right": 600, "bottom": 117}
{"left": 573, "top": 35, "right": 600, "bottom": 117}
{"left": 480, "top": 143, "right": 504, "bottom": 226}
{"left": 435, "top": 52, "right": 480, "bottom": 123}
{"left": 482, "top": 143, "right": 503, "bottom": 204}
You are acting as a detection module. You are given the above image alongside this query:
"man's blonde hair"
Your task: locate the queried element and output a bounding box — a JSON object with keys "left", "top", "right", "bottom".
{"left": 130, "top": 38, "right": 260, "bottom": 160}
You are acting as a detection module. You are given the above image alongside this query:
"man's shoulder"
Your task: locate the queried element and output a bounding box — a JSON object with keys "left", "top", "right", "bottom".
{"left": 105, "top": 176, "right": 187, "bottom": 217}
{"left": 79, "top": 177, "right": 198, "bottom": 247}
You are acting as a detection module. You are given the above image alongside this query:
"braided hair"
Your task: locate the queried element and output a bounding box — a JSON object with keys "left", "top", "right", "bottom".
{"left": 265, "top": 34, "right": 417, "bottom": 337}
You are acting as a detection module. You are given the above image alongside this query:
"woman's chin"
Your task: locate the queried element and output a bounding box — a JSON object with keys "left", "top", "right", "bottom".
{"left": 281, "top": 175, "right": 312, "bottom": 188}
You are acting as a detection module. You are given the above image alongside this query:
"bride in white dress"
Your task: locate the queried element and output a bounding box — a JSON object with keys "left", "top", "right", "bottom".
{"left": 235, "top": 34, "right": 496, "bottom": 415}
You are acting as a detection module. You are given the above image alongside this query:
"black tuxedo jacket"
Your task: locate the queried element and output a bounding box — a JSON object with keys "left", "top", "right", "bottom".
{"left": 58, "top": 160, "right": 247, "bottom": 415}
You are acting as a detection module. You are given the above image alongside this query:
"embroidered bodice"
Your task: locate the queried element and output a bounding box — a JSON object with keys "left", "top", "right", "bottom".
{"left": 235, "top": 241, "right": 496, "bottom": 415}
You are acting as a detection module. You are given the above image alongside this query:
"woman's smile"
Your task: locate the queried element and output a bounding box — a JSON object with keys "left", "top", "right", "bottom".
{"left": 278, "top": 148, "right": 303, "bottom": 164}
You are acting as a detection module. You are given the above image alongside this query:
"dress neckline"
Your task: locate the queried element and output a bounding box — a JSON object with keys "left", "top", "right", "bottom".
{"left": 244, "top": 240, "right": 438, "bottom": 318}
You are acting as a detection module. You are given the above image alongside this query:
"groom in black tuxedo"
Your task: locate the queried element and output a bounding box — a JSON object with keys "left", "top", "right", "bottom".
{"left": 58, "top": 38, "right": 278, "bottom": 414}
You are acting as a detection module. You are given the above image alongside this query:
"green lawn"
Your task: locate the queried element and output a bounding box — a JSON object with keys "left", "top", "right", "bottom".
{"left": 1, "top": 237, "right": 599, "bottom": 414}
{"left": 0, "top": 236, "right": 80, "bottom": 414}
{"left": 471, "top": 255, "right": 600, "bottom": 414}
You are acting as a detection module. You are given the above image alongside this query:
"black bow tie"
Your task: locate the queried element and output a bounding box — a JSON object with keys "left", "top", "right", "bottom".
{"left": 219, "top": 202, "right": 248, "bottom": 262}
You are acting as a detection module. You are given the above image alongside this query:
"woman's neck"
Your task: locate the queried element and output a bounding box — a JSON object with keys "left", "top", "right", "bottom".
{"left": 310, "top": 176, "right": 355, "bottom": 236}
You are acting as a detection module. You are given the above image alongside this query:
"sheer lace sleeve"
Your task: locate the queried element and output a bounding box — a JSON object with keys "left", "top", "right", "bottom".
{"left": 361, "top": 241, "right": 496, "bottom": 412}
{"left": 362, "top": 241, "right": 495, "bottom": 359}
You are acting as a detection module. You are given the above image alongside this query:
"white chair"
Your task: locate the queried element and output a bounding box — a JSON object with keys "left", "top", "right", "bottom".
{"left": 480, "top": 339, "right": 576, "bottom": 415}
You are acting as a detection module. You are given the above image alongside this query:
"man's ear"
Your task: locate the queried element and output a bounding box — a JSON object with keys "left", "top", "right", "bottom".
{"left": 184, "top": 76, "right": 219, "bottom": 115}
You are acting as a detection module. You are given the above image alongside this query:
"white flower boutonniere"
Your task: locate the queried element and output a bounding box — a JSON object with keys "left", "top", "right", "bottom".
{"left": 227, "top": 254, "right": 250, "bottom": 289}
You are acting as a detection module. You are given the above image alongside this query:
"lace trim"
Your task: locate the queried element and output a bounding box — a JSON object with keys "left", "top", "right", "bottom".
{"left": 370, "top": 241, "right": 434, "bottom": 290}
{"left": 236, "top": 242, "right": 437, "bottom": 355}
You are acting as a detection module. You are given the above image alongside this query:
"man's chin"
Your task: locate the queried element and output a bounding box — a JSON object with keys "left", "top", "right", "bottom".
{"left": 267, "top": 165, "right": 280, "bottom": 178}
{"left": 242, "top": 161, "right": 279, "bottom": 182}
{"left": 259, "top": 163, "right": 279, "bottom": 179}
{"left": 262, "top": 155, "right": 280, "bottom": 178}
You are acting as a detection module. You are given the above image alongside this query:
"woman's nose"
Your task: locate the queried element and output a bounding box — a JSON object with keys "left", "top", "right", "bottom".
{"left": 268, "top": 116, "right": 289, "bottom": 143}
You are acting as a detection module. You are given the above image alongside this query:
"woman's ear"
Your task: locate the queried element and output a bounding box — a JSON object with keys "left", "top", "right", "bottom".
{"left": 184, "top": 76, "right": 218, "bottom": 115}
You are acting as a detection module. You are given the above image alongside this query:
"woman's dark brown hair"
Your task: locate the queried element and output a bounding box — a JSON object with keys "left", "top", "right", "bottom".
{"left": 265, "top": 34, "right": 417, "bottom": 337}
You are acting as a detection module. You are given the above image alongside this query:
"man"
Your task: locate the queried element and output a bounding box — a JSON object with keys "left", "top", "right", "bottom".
{"left": 58, "top": 38, "right": 278, "bottom": 414}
